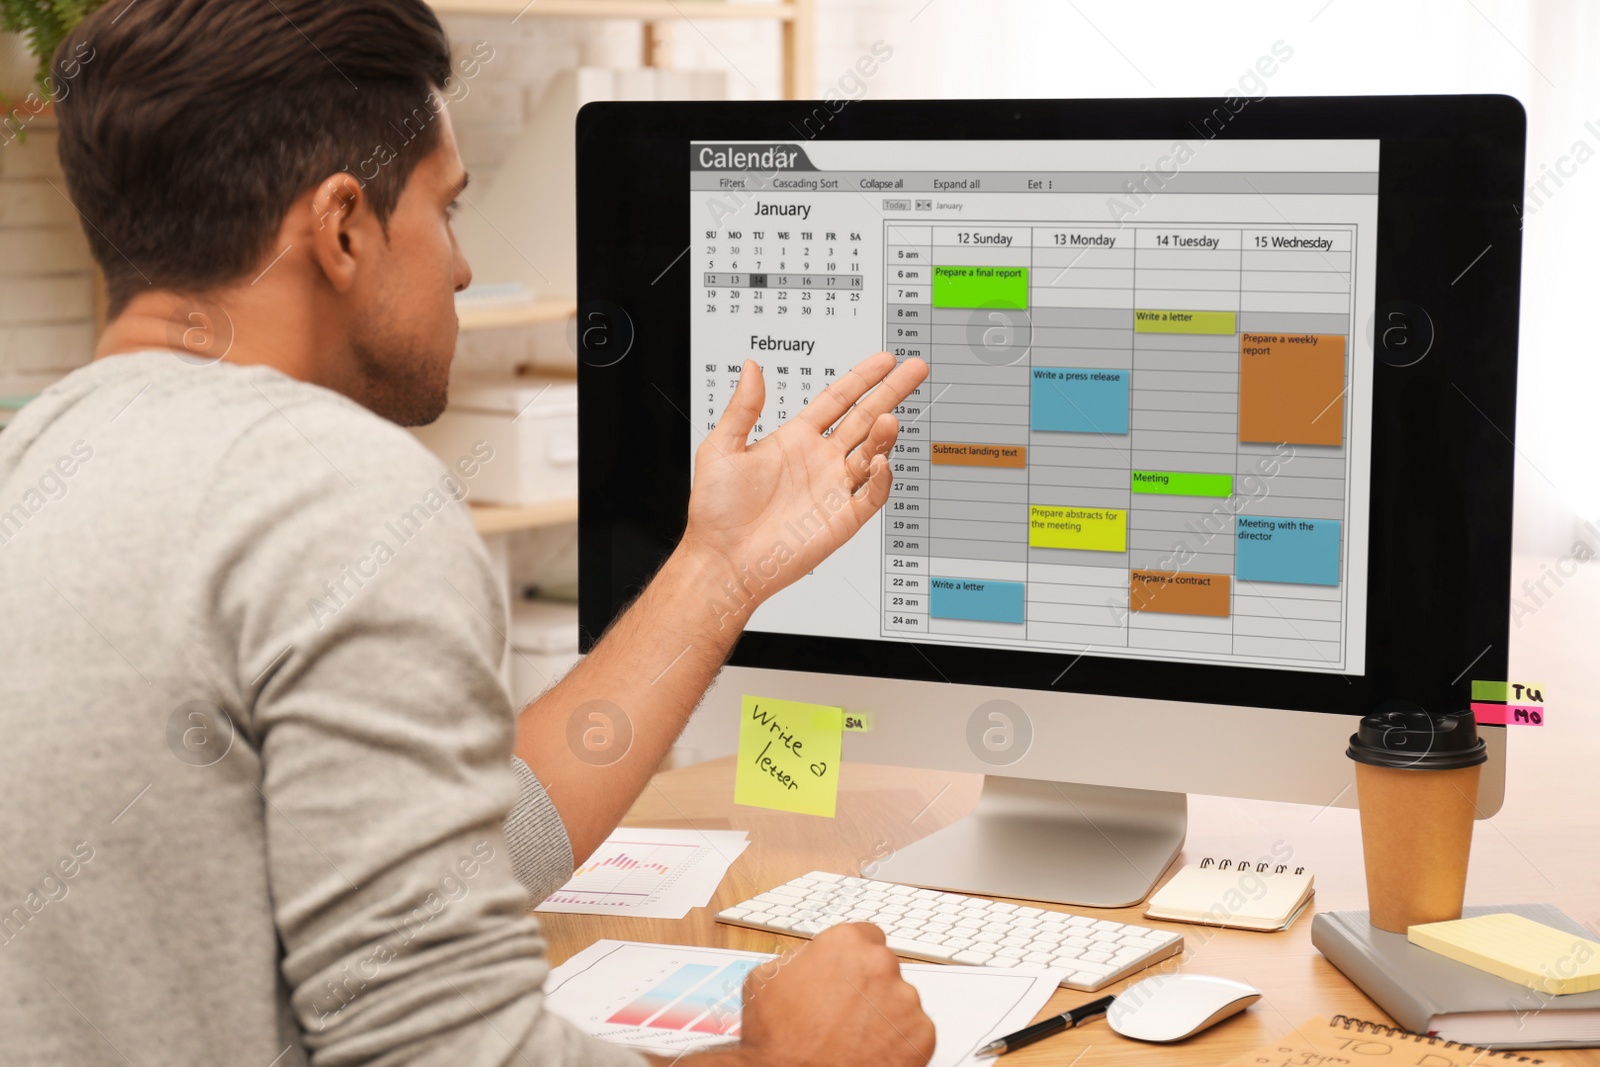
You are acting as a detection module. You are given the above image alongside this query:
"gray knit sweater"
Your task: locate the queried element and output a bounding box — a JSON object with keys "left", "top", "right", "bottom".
{"left": 0, "top": 352, "right": 644, "bottom": 1067}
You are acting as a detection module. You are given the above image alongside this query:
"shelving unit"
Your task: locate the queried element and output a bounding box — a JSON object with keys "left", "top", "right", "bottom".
{"left": 429, "top": 0, "right": 815, "bottom": 98}
{"left": 429, "top": 0, "right": 814, "bottom": 679}
{"left": 470, "top": 497, "right": 579, "bottom": 536}
{"left": 457, "top": 295, "right": 577, "bottom": 333}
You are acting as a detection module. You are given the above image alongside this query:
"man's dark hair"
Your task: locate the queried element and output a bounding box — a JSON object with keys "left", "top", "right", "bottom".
{"left": 54, "top": 0, "right": 453, "bottom": 315}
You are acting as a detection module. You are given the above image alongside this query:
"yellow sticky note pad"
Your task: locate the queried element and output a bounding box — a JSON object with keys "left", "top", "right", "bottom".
{"left": 734, "top": 696, "right": 843, "bottom": 818}
{"left": 1408, "top": 913, "right": 1600, "bottom": 995}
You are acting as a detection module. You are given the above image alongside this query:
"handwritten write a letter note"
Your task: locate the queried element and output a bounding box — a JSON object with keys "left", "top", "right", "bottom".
{"left": 734, "top": 696, "right": 843, "bottom": 818}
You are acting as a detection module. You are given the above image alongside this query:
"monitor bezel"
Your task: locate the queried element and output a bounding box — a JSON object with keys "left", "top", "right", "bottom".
{"left": 575, "top": 94, "right": 1524, "bottom": 722}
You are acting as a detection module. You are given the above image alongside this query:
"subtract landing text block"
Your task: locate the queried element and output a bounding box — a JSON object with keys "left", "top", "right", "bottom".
{"left": 1031, "top": 367, "right": 1130, "bottom": 434}
{"left": 1236, "top": 515, "right": 1341, "bottom": 586}
{"left": 930, "top": 442, "right": 1026, "bottom": 468}
{"left": 1129, "top": 570, "right": 1232, "bottom": 617}
{"left": 1238, "top": 332, "right": 1346, "bottom": 447}
{"left": 1028, "top": 504, "right": 1127, "bottom": 552}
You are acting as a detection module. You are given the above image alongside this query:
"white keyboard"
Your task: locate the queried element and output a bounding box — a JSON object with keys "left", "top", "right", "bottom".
{"left": 716, "top": 871, "right": 1183, "bottom": 991}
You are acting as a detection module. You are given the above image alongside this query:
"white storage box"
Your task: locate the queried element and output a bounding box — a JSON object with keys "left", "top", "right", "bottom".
{"left": 412, "top": 377, "right": 577, "bottom": 506}
{"left": 508, "top": 599, "right": 581, "bottom": 708}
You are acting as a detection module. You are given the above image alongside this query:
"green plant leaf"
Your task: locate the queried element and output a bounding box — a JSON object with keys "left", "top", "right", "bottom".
{"left": 1, "top": 0, "right": 111, "bottom": 95}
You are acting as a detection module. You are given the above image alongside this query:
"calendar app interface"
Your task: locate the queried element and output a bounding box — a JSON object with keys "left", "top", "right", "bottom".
{"left": 690, "top": 140, "right": 1379, "bottom": 674}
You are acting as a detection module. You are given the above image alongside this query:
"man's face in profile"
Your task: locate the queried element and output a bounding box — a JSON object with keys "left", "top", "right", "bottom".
{"left": 345, "top": 100, "right": 473, "bottom": 427}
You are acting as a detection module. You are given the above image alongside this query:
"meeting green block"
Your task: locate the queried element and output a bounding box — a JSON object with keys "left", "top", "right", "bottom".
{"left": 931, "top": 265, "right": 1029, "bottom": 310}
{"left": 1134, "top": 309, "right": 1237, "bottom": 334}
{"left": 1132, "top": 470, "right": 1233, "bottom": 497}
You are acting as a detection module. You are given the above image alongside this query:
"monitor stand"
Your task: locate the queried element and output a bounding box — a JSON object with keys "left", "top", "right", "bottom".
{"left": 870, "top": 776, "right": 1187, "bottom": 908}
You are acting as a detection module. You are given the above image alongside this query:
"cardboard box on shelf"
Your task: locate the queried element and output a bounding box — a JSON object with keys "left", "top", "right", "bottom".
{"left": 412, "top": 376, "right": 577, "bottom": 507}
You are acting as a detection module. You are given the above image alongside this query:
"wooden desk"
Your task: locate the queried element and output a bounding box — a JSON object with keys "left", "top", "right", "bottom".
{"left": 539, "top": 756, "right": 1599, "bottom": 1066}
{"left": 539, "top": 559, "right": 1600, "bottom": 1064}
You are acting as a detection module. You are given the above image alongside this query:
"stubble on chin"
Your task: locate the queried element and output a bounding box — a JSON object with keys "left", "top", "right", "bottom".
{"left": 349, "top": 322, "right": 453, "bottom": 427}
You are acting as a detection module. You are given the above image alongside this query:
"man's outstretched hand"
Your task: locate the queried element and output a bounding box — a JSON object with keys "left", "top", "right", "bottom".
{"left": 680, "top": 352, "right": 929, "bottom": 611}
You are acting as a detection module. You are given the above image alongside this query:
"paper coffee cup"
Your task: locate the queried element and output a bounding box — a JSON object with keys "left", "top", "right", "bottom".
{"left": 1347, "top": 704, "right": 1486, "bottom": 933}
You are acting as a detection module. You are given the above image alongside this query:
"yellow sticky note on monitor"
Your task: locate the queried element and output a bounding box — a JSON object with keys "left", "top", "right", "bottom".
{"left": 734, "top": 695, "right": 843, "bottom": 818}
{"left": 1408, "top": 913, "right": 1600, "bottom": 995}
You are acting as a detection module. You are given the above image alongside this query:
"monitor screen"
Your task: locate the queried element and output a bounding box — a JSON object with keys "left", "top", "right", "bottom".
{"left": 688, "top": 139, "right": 1377, "bottom": 675}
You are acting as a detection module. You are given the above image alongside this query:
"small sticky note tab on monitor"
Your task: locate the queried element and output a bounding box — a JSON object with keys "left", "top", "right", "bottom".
{"left": 1470, "top": 680, "right": 1546, "bottom": 726}
{"left": 842, "top": 712, "right": 872, "bottom": 733}
{"left": 1472, "top": 703, "right": 1545, "bottom": 726}
{"left": 734, "top": 696, "right": 843, "bottom": 818}
{"left": 1471, "top": 680, "right": 1509, "bottom": 702}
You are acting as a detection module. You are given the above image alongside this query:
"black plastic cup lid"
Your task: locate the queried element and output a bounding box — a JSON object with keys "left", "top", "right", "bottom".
{"left": 1347, "top": 702, "right": 1487, "bottom": 770}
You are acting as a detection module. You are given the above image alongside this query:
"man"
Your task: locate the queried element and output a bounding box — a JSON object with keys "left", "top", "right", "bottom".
{"left": 0, "top": 1, "right": 933, "bottom": 1065}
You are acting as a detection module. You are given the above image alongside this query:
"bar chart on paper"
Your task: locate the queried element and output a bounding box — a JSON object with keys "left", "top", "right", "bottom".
{"left": 537, "top": 828, "right": 751, "bottom": 919}
{"left": 546, "top": 940, "right": 1064, "bottom": 1064}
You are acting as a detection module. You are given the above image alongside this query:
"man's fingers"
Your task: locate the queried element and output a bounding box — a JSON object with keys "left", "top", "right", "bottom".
{"left": 829, "top": 356, "right": 928, "bottom": 453}
{"left": 709, "top": 360, "right": 764, "bottom": 450}
{"left": 846, "top": 414, "right": 899, "bottom": 487}
{"left": 848, "top": 454, "right": 893, "bottom": 520}
{"left": 798, "top": 351, "right": 897, "bottom": 432}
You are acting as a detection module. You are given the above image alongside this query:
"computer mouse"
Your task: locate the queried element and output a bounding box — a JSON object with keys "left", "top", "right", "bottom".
{"left": 1106, "top": 973, "right": 1262, "bottom": 1043}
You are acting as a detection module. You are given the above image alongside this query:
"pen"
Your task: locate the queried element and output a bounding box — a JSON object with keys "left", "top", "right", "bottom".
{"left": 975, "top": 994, "right": 1116, "bottom": 1057}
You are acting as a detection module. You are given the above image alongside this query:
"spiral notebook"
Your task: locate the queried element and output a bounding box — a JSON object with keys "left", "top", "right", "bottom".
{"left": 1222, "top": 1015, "right": 1569, "bottom": 1067}
{"left": 1143, "top": 856, "right": 1314, "bottom": 932}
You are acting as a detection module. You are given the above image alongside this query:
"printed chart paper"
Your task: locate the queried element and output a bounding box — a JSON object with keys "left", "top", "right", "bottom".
{"left": 546, "top": 939, "right": 1063, "bottom": 1066}
{"left": 537, "top": 828, "right": 750, "bottom": 919}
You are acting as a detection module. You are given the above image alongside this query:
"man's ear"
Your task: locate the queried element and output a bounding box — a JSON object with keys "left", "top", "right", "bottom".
{"left": 309, "top": 173, "right": 373, "bottom": 294}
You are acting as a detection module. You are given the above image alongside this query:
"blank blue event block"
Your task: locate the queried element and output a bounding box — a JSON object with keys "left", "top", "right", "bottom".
{"left": 929, "top": 577, "right": 1025, "bottom": 624}
{"left": 1236, "top": 516, "right": 1341, "bottom": 586}
{"left": 1031, "top": 367, "right": 1129, "bottom": 435}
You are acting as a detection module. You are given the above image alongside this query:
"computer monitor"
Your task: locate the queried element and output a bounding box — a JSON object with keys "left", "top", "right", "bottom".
{"left": 576, "top": 96, "right": 1524, "bottom": 907}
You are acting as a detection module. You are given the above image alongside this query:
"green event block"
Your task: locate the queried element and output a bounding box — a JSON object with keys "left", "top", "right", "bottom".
{"left": 1471, "top": 680, "right": 1509, "bottom": 701}
{"left": 1134, "top": 309, "right": 1237, "bottom": 334}
{"left": 1131, "top": 470, "right": 1233, "bottom": 497}
{"left": 931, "top": 265, "right": 1029, "bottom": 310}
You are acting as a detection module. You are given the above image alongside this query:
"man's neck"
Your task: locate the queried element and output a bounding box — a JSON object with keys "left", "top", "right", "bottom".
{"left": 97, "top": 287, "right": 336, "bottom": 388}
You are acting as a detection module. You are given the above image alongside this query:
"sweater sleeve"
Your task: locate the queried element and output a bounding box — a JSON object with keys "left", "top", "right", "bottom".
{"left": 199, "top": 387, "right": 642, "bottom": 1067}
{"left": 508, "top": 756, "right": 577, "bottom": 902}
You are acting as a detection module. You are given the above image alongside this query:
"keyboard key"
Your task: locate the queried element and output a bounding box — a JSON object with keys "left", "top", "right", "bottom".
{"left": 952, "top": 950, "right": 993, "bottom": 965}
{"left": 891, "top": 937, "right": 958, "bottom": 962}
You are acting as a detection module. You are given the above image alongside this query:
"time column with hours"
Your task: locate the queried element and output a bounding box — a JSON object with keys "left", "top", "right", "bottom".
{"left": 884, "top": 224, "right": 933, "bottom": 635}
